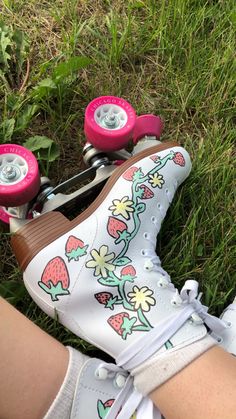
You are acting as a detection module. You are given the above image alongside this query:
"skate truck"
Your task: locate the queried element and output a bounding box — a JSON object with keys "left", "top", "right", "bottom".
{"left": 0, "top": 96, "right": 163, "bottom": 230}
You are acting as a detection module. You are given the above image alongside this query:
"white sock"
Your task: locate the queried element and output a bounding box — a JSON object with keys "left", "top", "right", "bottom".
{"left": 133, "top": 334, "right": 215, "bottom": 395}
{"left": 44, "top": 347, "right": 88, "bottom": 419}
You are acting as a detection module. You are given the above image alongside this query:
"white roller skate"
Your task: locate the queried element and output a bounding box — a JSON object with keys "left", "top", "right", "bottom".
{"left": 7, "top": 97, "right": 227, "bottom": 418}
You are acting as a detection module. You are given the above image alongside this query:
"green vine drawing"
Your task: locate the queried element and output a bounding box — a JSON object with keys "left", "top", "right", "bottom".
{"left": 85, "top": 150, "right": 185, "bottom": 343}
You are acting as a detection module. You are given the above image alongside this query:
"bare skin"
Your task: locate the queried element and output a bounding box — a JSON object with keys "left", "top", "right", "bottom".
{"left": 1, "top": 297, "right": 236, "bottom": 419}
{"left": 0, "top": 297, "right": 68, "bottom": 419}
{"left": 150, "top": 346, "right": 236, "bottom": 419}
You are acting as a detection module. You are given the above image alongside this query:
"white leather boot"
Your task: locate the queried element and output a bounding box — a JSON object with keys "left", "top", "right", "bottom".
{"left": 214, "top": 297, "right": 236, "bottom": 355}
{"left": 12, "top": 141, "right": 192, "bottom": 351}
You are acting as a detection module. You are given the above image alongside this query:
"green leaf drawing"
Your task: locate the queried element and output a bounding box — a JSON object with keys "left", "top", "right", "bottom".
{"left": 136, "top": 203, "right": 146, "bottom": 213}
{"left": 115, "top": 256, "right": 132, "bottom": 266}
{"left": 98, "top": 277, "right": 120, "bottom": 287}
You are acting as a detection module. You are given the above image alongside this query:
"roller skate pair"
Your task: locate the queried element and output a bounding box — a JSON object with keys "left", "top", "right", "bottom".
{"left": 1, "top": 96, "right": 233, "bottom": 419}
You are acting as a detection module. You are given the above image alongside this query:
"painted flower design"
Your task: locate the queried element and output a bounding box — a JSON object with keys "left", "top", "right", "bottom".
{"left": 86, "top": 245, "right": 115, "bottom": 278}
{"left": 148, "top": 172, "right": 165, "bottom": 188}
{"left": 109, "top": 196, "right": 134, "bottom": 220}
{"left": 128, "top": 286, "right": 155, "bottom": 312}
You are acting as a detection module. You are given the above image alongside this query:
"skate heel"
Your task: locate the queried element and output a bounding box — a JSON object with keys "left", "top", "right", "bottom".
{"left": 11, "top": 212, "right": 71, "bottom": 271}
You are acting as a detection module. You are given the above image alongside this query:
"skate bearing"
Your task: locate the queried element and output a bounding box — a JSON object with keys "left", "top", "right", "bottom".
{"left": 0, "top": 144, "right": 40, "bottom": 207}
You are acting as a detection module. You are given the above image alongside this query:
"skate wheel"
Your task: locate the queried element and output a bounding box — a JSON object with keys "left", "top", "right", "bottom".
{"left": 84, "top": 96, "right": 136, "bottom": 151}
{"left": 133, "top": 114, "right": 163, "bottom": 144}
{"left": 0, "top": 144, "right": 40, "bottom": 207}
{"left": 0, "top": 206, "right": 18, "bottom": 224}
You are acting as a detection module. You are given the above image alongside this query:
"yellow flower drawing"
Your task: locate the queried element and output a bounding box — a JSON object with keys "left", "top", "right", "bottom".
{"left": 128, "top": 286, "right": 155, "bottom": 312}
{"left": 148, "top": 172, "right": 164, "bottom": 189}
{"left": 109, "top": 196, "right": 134, "bottom": 220}
{"left": 86, "top": 245, "right": 115, "bottom": 278}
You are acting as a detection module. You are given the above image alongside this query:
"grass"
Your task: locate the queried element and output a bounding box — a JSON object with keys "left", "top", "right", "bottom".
{"left": 0, "top": 0, "right": 235, "bottom": 353}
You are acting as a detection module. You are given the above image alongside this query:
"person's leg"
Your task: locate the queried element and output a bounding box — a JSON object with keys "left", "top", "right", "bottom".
{"left": 0, "top": 297, "right": 69, "bottom": 419}
{"left": 0, "top": 298, "right": 130, "bottom": 419}
{"left": 150, "top": 346, "right": 236, "bottom": 419}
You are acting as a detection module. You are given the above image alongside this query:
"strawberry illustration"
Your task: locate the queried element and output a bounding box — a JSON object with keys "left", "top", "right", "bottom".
{"left": 38, "top": 256, "right": 70, "bottom": 301}
{"left": 108, "top": 312, "right": 137, "bottom": 339}
{"left": 122, "top": 166, "right": 139, "bottom": 181}
{"left": 120, "top": 265, "right": 136, "bottom": 282}
{"left": 139, "top": 184, "right": 154, "bottom": 199}
{"left": 173, "top": 152, "right": 185, "bottom": 166}
{"left": 65, "top": 235, "right": 88, "bottom": 262}
{"left": 95, "top": 292, "right": 113, "bottom": 305}
{"left": 97, "top": 399, "right": 114, "bottom": 419}
{"left": 150, "top": 154, "right": 160, "bottom": 162}
{"left": 104, "top": 400, "right": 114, "bottom": 408}
{"left": 107, "top": 216, "right": 128, "bottom": 239}
{"left": 108, "top": 312, "right": 128, "bottom": 336}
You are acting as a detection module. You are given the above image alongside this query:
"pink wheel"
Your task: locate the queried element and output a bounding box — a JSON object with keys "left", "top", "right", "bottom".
{"left": 0, "top": 206, "right": 18, "bottom": 224}
{"left": 133, "top": 114, "right": 163, "bottom": 145}
{"left": 0, "top": 144, "right": 40, "bottom": 207}
{"left": 84, "top": 96, "right": 136, "bottom": 151}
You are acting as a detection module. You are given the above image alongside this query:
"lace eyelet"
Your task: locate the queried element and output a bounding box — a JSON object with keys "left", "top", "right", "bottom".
{"left": 157, "top": 281, "right": 163, "bottom": 288}
{"left": 144, "top": 259, "right": 154, "bottom": 271}
{"left": 190, "top": 313, "right": 203, "bottom": 325}
{"left": 157, "top": 203, "right": 161, "bottom": 210}
{"left": 165, "top": 188, "right": 169, "bottom": 194}
{"left": 141, "top": 249, "right": 146, "bottom": 256}
{"left": 95, "top": 367, "right": 108, "bottom": 380}
{"left": 143, "top": 232, "right": 149, "bottom": 239}
{"left": 226, "top": 321, "right": 232, "bottom": 328}
{"left": 217, "top": 337, "right": 223, "bottom": 344}
{"left": 114, "top": 374, "right": 126, "bottom": 389}
{"left": 151, "top": 216, "right": 157, "bottom": 223}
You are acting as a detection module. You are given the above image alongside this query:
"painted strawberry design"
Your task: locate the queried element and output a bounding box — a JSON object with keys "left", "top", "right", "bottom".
{"left": 120, "top": 265, "right": 136, "bottom": 282}
{"left": 65, "top": 235, "right": 88, "bottom": 262}
{"left": 150, "top": 154, "right": 160, "bottom": 162}
{"left": 97, "top": 399, "right": 114, "bottom": 419}
{"left": 107, "top": 216, "right": 128, "bottom": 239}
{"left": 173, "top": 152, "right": 185, "bottom": 166}
{"left": 122, "top": 166, "right": 139, "bottom": 181}
{"left": 38, "top": 256, "right": 70, "bottom": 301}
{"left": 95, "top": 292, "right": 118, "bottom": 310}
{"left": 139, "top": 184, "right": 154, "bottom": 199}
{"left": 108, "top": 312, "right": 137, "bottom": 339}
{"left": 95, "top": 292, "right": 113, "bottom": 305}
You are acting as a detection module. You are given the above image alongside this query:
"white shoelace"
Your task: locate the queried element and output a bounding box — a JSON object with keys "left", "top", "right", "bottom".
{"left": 105, "top": 280, "right": 228, "bottom": 419}
{"left": 97, "top": 363, "right": 160, "bottom": 419}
